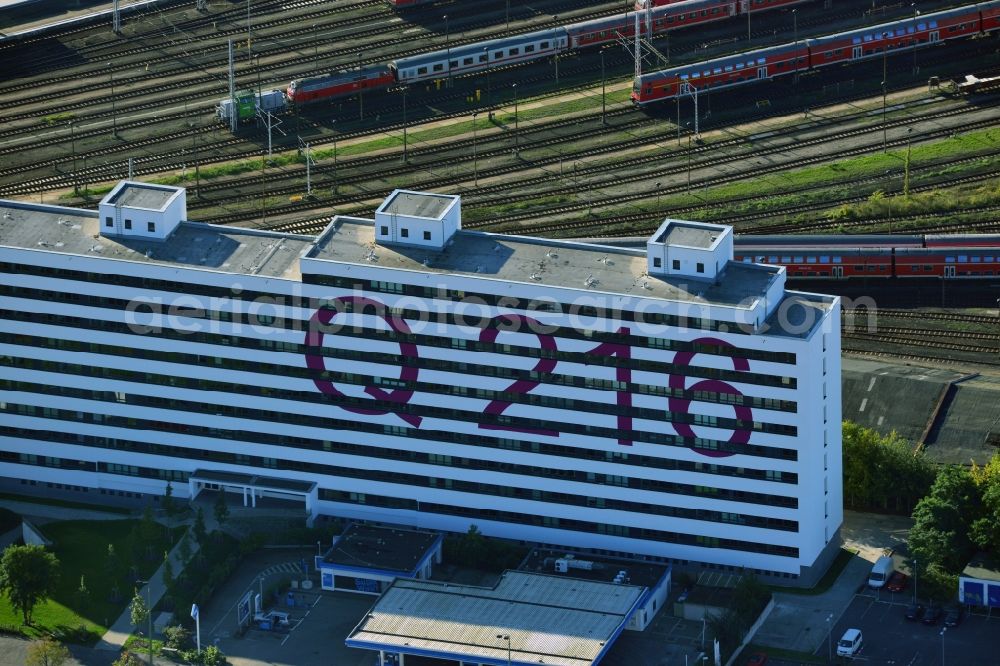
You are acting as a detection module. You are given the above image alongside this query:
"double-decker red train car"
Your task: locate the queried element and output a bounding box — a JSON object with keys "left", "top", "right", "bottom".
{"left": 733, "top": 234, "right": 1000, "bottom": 279}
{"left": 632, "top": 1, "right": 999, "bottom": 104}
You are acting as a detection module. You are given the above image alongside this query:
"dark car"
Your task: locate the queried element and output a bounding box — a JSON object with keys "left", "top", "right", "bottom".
{"left": 944, "top": 606, "right": 964, "bottom": 627}
{"left": 746, "top": 653, "right": 769, "bottom": 666}
{"left": 921, "top": 605, "right": 942, "bottom": 625}
{"left": 885, "top": 571, "right": 908, "bottom": 593}
{"left": 905, "top": 602, "right": 925, "bottom": 620}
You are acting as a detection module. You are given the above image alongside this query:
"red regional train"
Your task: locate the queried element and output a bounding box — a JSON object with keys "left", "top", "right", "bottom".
{"left": 733, "top": 234, "right": 1000, "bottom": 279}
{"left": 287, "top": 0, "right": 809, "bottom": 105}
{"left": 632, "top": 1, "right": 1000, "bottom": 104}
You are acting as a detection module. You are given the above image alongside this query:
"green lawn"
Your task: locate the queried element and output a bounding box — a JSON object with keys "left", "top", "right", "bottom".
{"left": 0, "top": 518, "right": 179, "bottom": 643}
{"left": 0, "top": 507, "right": 20, "bottom": 535}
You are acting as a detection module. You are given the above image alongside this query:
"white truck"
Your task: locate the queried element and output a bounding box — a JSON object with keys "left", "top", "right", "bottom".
{"left": 867, "top": 555, "right": 894, "bottom": 589}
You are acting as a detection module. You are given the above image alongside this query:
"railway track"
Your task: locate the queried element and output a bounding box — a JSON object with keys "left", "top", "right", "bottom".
{"left": 0, "top": 0, "right": 623, "bottom": 129}
{"left": 864, "top": 309, "right": 1000, "bottom": 324}
{"left": 841, "top": 346, "right": 1000, "bottom": 366}
{"left": 190, "top": 92, "right": 994, "bottom": 231}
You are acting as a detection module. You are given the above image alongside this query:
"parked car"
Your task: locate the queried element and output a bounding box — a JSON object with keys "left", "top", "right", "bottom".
{"left": 837, "top": 629, "right": 864, "bottom": 657}
{"left": 746, "top": 652, "right": 769, "bottom": 665}
{"left": 905, "top": 602, "right": 925, "bottom": 620}
{"left": 885, "top": 571, "right": 908, "bottom": 593}
{"left": 921, "top": 605, "right": 943, "bottom": 625}
{"left": 867, "top": 555, "right": 894, "bottom": 589}
{"left": 944, "top": 606, "right": 964, "bottom": 627}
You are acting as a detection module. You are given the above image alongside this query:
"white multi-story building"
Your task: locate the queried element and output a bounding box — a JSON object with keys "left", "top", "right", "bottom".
{"left": 0, "top": 184, "right": 842, "bottom": 584}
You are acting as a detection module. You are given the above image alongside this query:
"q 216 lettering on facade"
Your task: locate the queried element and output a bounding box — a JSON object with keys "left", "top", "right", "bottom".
{"left": 303, "top": 298, "right": 752, "bottom": 456}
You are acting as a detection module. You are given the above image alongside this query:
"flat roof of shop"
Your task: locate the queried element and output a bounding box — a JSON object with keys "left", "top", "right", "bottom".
{"left": 323, "top": 524, "right": 440, "bottom": 574}
{"left": 346, "top": 571, "right": 644, "bottom": 666}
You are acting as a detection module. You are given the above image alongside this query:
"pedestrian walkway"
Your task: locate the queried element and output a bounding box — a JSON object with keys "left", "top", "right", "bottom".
{"left": 93, "top": 520, "right": 202, "bottom": 653}
{"left": 94, "top": 490, "right": 252, "bottom": 654}
{"left": 259, "top": 561, "right": 306, "bottom": 578}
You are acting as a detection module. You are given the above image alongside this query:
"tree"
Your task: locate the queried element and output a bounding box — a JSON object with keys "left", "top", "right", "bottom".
{"left": 201, "top": 644, "right": 225, "bottom": 666}
{"left": 75, "top": 574, "right": 90, "bottom": 613}
{"left": 194, "top": 507, "right": 208, "bottom": 545}
{"left": 163, "top": 481, "right": 177, "bottom": 521}
{"left": 25, "top": 638, "right": 71, "bottom": 666}
{"left": 970, "top": 453, "right": 1000, "bottom": 553}
{"left": 213, "top": 490, "right": 229, "bottom": 528}
{"left": 162, "top": 551, "right": 174, "bottom": 592}
{"left": 129, "top": 588, "right": 149, "bottom": 630}
{"left": 841, "top": 422, "right": 934, "bottom": 513}
{"left": 112, "top": 653, "right": 143, "bottom": 666}
{"left": 0, "top": 544, "right": 60, "bottom": 625}
{"left": 106, "top": 544, "right": 122, "bottom": 602}
{"left": 921, "top": 562, "right": 959, "bottom": 603}
{"left": 908, "top": 466, "right": 981, "bottom": 574}
{"left": 178, "top": 533, "right": 192, "bottom": 565}
{"left": 163, "top": 624, "right": 191, "bottom": 650}
{"left": 139, "top": 505, "right": 161, "bottom": 560}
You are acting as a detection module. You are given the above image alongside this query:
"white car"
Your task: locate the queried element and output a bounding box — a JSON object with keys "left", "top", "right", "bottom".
{"left": 837, "top": 628, "right": 863, "bottom": 657}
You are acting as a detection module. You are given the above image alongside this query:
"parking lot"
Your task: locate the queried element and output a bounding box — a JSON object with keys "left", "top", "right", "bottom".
{"left": 196, "top": 548, "right": 376, "bottom": 666}
{"left": 601, "top": 602, "right": 708, "bottom": 666}
{"left": 818, "top": 593, "right": 1000, "bottom": 665}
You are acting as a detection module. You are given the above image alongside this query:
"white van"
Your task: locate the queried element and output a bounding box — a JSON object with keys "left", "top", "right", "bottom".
{"left": 837, "top": 628, "right": 864, "bottom": 657}
{"left": 867, "top": 555, "right": 894, "bottom": 588}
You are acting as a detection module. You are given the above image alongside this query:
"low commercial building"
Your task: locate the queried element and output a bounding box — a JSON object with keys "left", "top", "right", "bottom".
{"left": 316, "top": 523, "right": 442, "bottom": 594}
{"left": 346, "top": 571, "right": 646, "bottom": 666}
{"left": 959, "top": 553, "right": 1000, "bottom": 608}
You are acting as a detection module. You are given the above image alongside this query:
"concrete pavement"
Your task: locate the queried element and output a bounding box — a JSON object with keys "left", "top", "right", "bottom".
{"left": 754, "top": 510, "right": 914, "bottom": 654}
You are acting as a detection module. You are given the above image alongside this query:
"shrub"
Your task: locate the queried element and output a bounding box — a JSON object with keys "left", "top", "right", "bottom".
{"left": 163, "top": 624, "right": 191, "bottom": 650}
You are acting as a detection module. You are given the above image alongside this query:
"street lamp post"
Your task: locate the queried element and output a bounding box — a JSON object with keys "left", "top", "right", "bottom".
{"left": 553, "top": 18, "right": 559, "bottom": 86}
{"left": 914, "top": 558, "right": 918, "bottom": 601}
{"left": 600, "top": 47, "right": 607, "bottom": 125}
{"left": 255, "top": 54, "right": 262, "bottom": 99}
{"left": 826, "top": 613, "right": 833, "bottom": 663}
{"left": 473, "top": 111, "right": 479, "bottom": 186}
{"left": 885, "top": 170, "right": 894, "bottom": 233}
{"left": 505, "top": 0, "right": 510, "bottom": 33}
{"left": 655, "top": 181, "right": 661, "bottom": 207}
{"left": 109, "top": 64, "right": 118, "bottom": 138}
{"left": 70, "top": 121, "right": 78, "bottom": 195}
{"left": 484, "top": 47, "right": 491, "bottom": 110}
{"left": 676, "top": 99, "right": 681, "bottom": 146}
{"left": 912, "top": 3, "right": 919, "bottom": 74}
{"left": 746, "top": 0, "right": 751, "bottom": 43}
{"left": 136, "top": 579, "right": 154, "bottom": 665}
{"left": 882, "top": 32, "right": 889, "bottom": 152}
{"left": 358, "top": 52, "right": 364, "bottom": 120}
{"left": 402, "top": 86, "right": 408, "bottom": 163}
{"left": 332, "top": 120, "right": 338, "bottom": 195}
{"left": 940, "top": 626, "right": 947, "bottom": 665}
{"left": 444, "top": 14, "right": 450, "bottom": 85}
{"left": 497, "top": 634, "right": 511, "bottom": 666}
{"left": 687, "top": 130, "right": 692, "bottom": 192}
{"left": 512, "top": 83, "right": 519, "bottom": 156}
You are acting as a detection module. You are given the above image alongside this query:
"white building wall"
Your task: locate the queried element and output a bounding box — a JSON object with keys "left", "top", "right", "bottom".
{"left": 0, "top": 233, "right": 841, "bottom": 579}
